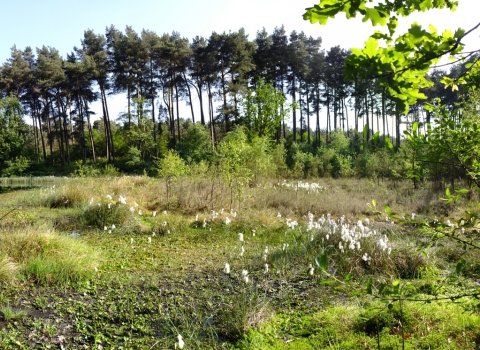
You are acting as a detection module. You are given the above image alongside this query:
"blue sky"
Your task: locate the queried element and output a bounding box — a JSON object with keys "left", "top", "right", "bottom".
{"left": 1, "top": 0, "right": 479, "bottom": 125}
{"left": 2, "top": 0, "right": 477, "bottom": 64}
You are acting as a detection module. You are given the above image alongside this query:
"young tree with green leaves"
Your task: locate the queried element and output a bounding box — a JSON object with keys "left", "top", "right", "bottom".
{"left": 240, "top": 78, "right": 289, "bottom": 139}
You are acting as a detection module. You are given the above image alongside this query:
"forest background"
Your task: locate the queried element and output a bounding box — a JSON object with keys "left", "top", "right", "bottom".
{"left": 0, "top": 0, "right": 479, "bottom": 186}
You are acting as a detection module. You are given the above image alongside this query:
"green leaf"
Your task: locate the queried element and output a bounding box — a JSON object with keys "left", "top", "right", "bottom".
{"left": 364, "top": 37, "right": 379, "bottom": 58}
{"left": 412, "top": 122, "right": 418, "bottom": 134}
{"left": 363, "top": 7, "right": 388, "bottom": 26}
{"left": 366, "top": 277, "right": 373, "bottom": 294}
{"left": 456, "top": 258, "right": 466, "bottom": 275}
{"left": 384, "top": 206, "right": 392, "bottom": 216}
{"left": 363, "top": 123, "right": 369, "bottom": 140}
{"left": 315, "top": 255, "right": 328, "bottom": 271}
{"left": 345, "top": 273, "right": 352, "bottom": 283}
{"left": 319, "top": 279, "right": 336, "bottom": 285}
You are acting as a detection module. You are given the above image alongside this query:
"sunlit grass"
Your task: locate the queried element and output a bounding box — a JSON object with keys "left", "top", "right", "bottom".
{"left": 0, "top": 227, "right": 100, "bottom": 286}
{"left": 0, "top": 176, "right": 478, "bottom": 348}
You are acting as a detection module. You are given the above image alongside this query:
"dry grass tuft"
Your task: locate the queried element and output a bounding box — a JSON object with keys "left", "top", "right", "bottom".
{"left": 0, "top": 227, "right": 100, "bottom": 285}
{"left": 0, "top": 255, "right": 18, "bottom": 285}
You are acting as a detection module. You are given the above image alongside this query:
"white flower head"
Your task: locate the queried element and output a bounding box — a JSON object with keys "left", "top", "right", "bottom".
{"left": 224, "top": 263, "right": 230, "bottom": 274}
{"left": 152, "top": 211, "right": 157, "bottom": 217}
{"left": 119, "top": 196, "right": 127, "bottom": 204}
{"left": 362, "top": 253, "right": 371, "bottom": 262}
{"left": 238, "top": 233, "right": 244, "bottom": 242}
{"left": 104, "top": 226, "right": 108, "bottom": 231}
{"left": 225, "top": 217, "right": 231, "bottom": 225}
{"left": 309, "top": 264, "right": 314, "bottom": 276}
{"left": 177, "top": 334, "right": 184, "bottom": 349}
{"left": 147, "top": 236, "right": 152, "bottom": 244}
{"left": 111, "top": 224, "right": 116, "bottom": 229}
{"left": 264, "top": 263, "right": 269, "bottom": 274}
{"left": 106, "top": 194, "right": 112, "bottom": 200}
{"left": 240, "top": 245, "right": 245, "bottom": 257}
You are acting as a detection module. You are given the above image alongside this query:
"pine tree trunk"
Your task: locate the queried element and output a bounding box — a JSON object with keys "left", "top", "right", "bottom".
{"left": 292, "top": 75, "right": 297, "bottom": 142}
{"left": 83, "top": 97, "right": 96, "bottom": 163}
{"left": 183, "top": 72, "right": 195, "bottom": 123}
{"left": 34, "top": 99, "right": 47, "bottom": 162}
{"left": 315, "top": 87, "right": 320, "bottom": 146}
{"left": 207, "top": 83, "right": 215, "bottom": 147}
{"left": 306, "top": 87, "right": 311, "bottom": 144}
{"left": 151, "top": 94, "right": 158, "bottom": 157}
{"left": 77, "top": 95, "right": 87, "bottom": 163}
{"left": 174, "top": 82, "right": 181, "bottom": 142}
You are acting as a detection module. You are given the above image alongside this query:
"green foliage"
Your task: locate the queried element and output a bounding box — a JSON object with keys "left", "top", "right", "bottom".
{"left": 217, "top": 128, "right": 254, "bottom": 207}
{"left": 399, "top": 121, "right": 428, "bottom": 188}
{"left": 124, "top": 146, "right": 144, "bottom": 167}
{"left": 304, "top": 0, "right": 464, "bottom": 113}
{"left": 155, "top": 150, "right": 188, "bottom": 207}
{"left": 119, "top": 96, "right": 156, "bottom": 160}
{"left": 355, "top": 149, "right": 396, "bottom": 179}
{"left": 155, "top": 150, "right": 188, "bottom": 182}
{"left": 176, "top": 122, "right": 212, "bottom": 164}
{"left": 0, "top": 305, "right": 26, "bottom": 321}
{"left": 240, "top": 78, "right": 289, "bottom": 138}
{"left": 1, "top": 156, "right": 30, "bottom": 176}
{"left": 81, "top": 201, "right": 133, "bottom": 228}
{"left": 0, "top": 96, "right": 28, "bottom": 172}
{"left": 72, "top": 160, "right": 101, "bottom": 177}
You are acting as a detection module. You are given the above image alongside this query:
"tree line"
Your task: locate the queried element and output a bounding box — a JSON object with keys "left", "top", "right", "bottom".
{"left": 0, "top": 24, "right": 474, "bottom": 178}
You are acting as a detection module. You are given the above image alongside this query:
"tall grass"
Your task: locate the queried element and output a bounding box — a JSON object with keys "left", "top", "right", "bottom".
{"left": 0, "top": 228, "right": 100, "bottom": 286}
{"left": 0, "top": 255, "right": 18, "bottom": 285}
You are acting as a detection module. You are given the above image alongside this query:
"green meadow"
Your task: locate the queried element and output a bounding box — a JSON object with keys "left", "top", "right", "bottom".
{"left": 0, "top": 176, "right": 479, "bottom": 349}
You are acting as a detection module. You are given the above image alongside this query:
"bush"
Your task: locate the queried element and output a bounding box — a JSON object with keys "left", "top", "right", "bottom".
{"left": 81, "top": 201, "right": 133, "bottom": 229}
{"left": 42, "top": 184, "right": 86, "bottom": 209}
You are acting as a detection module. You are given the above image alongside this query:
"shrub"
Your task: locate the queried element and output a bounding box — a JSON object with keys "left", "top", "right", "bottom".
{"left": 42, "top": 184, "right": 86, "bottom": 208}
{"left": 81, "top": 200, "right": 133, "bottom": 229}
